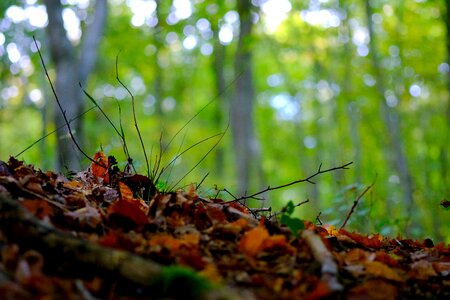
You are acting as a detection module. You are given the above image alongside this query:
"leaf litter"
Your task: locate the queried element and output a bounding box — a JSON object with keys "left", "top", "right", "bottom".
{"left": 0, "top": 154, "right": 449, "bottom": 299}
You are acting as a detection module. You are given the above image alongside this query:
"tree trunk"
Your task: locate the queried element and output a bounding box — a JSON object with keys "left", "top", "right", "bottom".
{"left": 341, "top": 2, "right": 363, "bottom": 185}
{"left": 154, "top": 0, "right": 164, "bottom": 120}
{"left": 441, "top": 0, "right": 450, "bottom": 195}
{"left": 43, "top": 0, "right": 107, "bottom": 172}
{"left": 231, "top": 0, "right": 262, "bottom": 196}
{"left": 211, "top": 17, "right": 227, "bottom": 180}
{"left": 364, "top": 0, "right": 415, "bottom": 219}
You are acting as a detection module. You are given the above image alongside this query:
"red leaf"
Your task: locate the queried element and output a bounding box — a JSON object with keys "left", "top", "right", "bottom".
{"left": 119, "top": 182, "right": 149, "bottom": 214}
{"left": 108, "top": 198, "right": 149, "bottom": 227}
{"left": 91, "top": 151, "right": 109, "bottom": 183}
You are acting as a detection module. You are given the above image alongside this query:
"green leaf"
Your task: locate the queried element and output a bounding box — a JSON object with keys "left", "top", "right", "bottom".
{"left": 280, "top": 214, "right": 305, "bottom": 236}
{"left": 285, "top": 200, "right": 295, "bottom": 215}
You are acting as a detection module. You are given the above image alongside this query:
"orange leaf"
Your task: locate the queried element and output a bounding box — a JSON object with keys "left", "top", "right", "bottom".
{"left": 199, "top": 263, "right": 222, "bottom": 284}
{"left": 119, "top": 182, "right": 134, "bottom": 201}
{"left": 149, "top": 233, "right": 199, "bottom": 253}
{"left": 239, "top": 223, "right": 270, "bottom": 257}
{"left": 91, "top": 151, "right": 109, "bottom": 183}
{"left": 149, "top": 234, "right": 182, "bottom": 252}
{"left": 363, "top": 261, "right": 403, "bottom": 282}
{"left": 262, "top": 234, "right": 294, "bottom": 254}
{"left": 219, "top": 218, "right": 249, "bottom": 235}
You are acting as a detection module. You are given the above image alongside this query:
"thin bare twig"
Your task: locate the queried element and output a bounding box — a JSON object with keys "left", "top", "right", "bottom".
{"left": 223, "top": 162, "right": 353, "bottom": 203}
{"left": 340, "top": 176, "right": 376, "bottom": 230}
{"left": 271, "top": 199, "right": 310, "bottom": 218}
{"left": 315, "top": 211, "right": 323, "bottom": 226}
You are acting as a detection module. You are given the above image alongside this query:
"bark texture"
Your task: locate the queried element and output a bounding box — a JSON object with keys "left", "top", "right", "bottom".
{"left": 231, "top": 0, "right": 263, "bottom": 196}
{"left": 364, "top": 0, "right": 414, "bottom": 216}
{"left": 43, "top": 0, "right": 107, "bottom": 172}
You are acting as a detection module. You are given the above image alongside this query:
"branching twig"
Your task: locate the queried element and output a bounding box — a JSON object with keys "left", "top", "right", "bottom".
{"left": 223, "top": 162, "right": 353, "bottom": 203}
{"left": 271, "top": 199, "right": 310, "bottom": 218}
{"left": 340, "top": 176, "right": 376, "bottom": 230}
{"left": 315, "top": 211, "right": 323, "bottom": 225}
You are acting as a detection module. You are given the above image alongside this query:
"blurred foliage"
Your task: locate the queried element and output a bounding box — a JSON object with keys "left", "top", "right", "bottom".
{"left": 0, "top": 0, "right": 449, "bottom": 242}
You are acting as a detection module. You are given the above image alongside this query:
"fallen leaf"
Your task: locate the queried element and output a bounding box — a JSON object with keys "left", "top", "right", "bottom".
{"left": 119, "top": 181, "right": 149, "bottom": 214}
{"left": 262, "top": 234, "right": 295, "bottom": 255}
{"left": 408, "top": 260, "right": 438, "bottom": 280}
{"left": 107, "top": 198, "right": 149, "bottom": 228}
{"left": 91, "top": 151, "right": 109, "bottom": 183}
{"left": 199, "top": 263, "right": 222, "bottom": 283}
{"left": 348, "top": 279, "right": 398, "bottom": 300}
{"left": 65, "top": 206, "right": 102, "bottom": 229}
{"left": 20, "top": 199, "right": 54, "bottom": 219}
{"left": 149, "top": 233, "right": 200, "bottom": 254}
{"left": 340, "top": 229, "right": 383, "bottom": 248}
{"left": 239, "top": 223, "right": 270, "bottom": 257}
{"left": 363, "top": 261, "right": 403, "bottom": 282}
{"left": 216, "top": 218, "right": 249, "bottom": 235}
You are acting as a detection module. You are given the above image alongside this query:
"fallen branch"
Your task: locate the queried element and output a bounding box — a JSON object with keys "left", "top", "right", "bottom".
{"left": 302, "top": 229, "right": 343, "bottom": 292}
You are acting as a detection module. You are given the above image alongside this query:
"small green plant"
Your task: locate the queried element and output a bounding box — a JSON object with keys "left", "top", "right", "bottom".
{"left": 151, "top": 265, "right": 212, "bottom": 300}
{"left": 279, "top": 200, "right": 306, "bottom": 237}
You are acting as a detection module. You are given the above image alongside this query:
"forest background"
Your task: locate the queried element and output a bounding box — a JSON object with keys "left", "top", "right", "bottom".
{"left": 0, "top": 0, "right": 449, "bottom": 242}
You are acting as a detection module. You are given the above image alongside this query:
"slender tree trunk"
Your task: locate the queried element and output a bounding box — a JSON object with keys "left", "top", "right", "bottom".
{"left": 211, "top": 19, "right": 227, "bottom": 179}
{"left": 341, "top": 2, "right": 363, "bottom": 185}
{"left": 231, "top": 0, "right": 263, "bottom": 196}
{"left": 364, "top": 0, "right": 414, "bottom": 219}
{"left": 43, "top": 0, "right": 107, "bottom": 172}
{"left": 441, "top": 0, "right": 450, "bottom": 194}
{"left": 154, "top": 0, "right": 164, "bottom": 121}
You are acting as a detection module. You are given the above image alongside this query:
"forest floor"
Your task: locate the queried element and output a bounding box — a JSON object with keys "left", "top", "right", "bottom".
{"left": 0, "top": 153, "right": 449, "bottom": 300}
